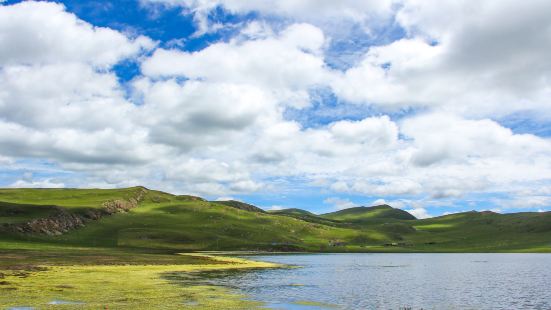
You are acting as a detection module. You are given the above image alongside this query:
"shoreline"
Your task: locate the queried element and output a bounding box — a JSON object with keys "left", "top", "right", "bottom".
{"left": 0, "top": 253, "right": 283, "bottom": 309}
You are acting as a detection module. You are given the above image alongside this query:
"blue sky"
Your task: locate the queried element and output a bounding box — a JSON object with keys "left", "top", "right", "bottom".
{"left": 1, "top": 0, "right": 550, "bottom": 217}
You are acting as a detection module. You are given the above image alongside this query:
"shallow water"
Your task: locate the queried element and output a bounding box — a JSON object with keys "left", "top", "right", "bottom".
{"left": 206, "top": 253, "right": 551, "bottom": 309}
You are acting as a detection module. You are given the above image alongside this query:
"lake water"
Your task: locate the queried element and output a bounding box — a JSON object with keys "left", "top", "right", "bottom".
{"left": 206, "top": 253, "right": 551, "bottom": 309}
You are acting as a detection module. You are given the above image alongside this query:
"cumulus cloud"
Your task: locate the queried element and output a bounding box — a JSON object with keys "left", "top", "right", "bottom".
{"left": 329, "top": 116, "right": 398, "bottom": 148}
{"left": 139, "top": 0, "right": 551, "bottom": 118}
{"left": 266, "top": 205, "right": 284, "bottom": 211}
{"left": 142, "top": 23, "right": 328, "bottom": 108}
{"left": 405, "top": 207, "right": 431, "bottom": 219}
{"left": 371, "top": 198, "right": 408, "bottom": 210}
{"left": 0, "top": 2, "right": 161, "bottom": 168}
{"left": 402, "top": 113, "right": 551, "bottom": 167}
{"left": 0, "top": 1, "right": 154, "bottom": 67}
{"left": 141, "top": 0, "right": 394, "bottom": 35}
{"left": 135, "top": 79, "right": 273, "bottom": 150}
{"left": 1, "top": 0, "right": 551, "bottom": 215}
{"left": 333, "top": 0, "right": 551, "bottom": 117}
{"left": 324, "top": 197, "right": 359, "bottom": 210}
{"left": 0, "top": 155, "right": 13, "bottom": 165}
{"left": 10, "top": 178, "right": 65, "bottom": 189}
{"left": 215, "top": 197, "right": 234, "bottom": 201}
{"left": 496, "top": 196, "right": 551, "bottom": 210}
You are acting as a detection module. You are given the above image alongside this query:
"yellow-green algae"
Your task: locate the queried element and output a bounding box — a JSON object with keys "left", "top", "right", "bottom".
{"left": 0, "top": 253, "right": 281, "bottom": 309}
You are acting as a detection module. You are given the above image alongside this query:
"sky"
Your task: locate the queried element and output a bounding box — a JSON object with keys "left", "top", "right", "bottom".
{"left": 1, "top": 0, "right": 551, "bottom": 217}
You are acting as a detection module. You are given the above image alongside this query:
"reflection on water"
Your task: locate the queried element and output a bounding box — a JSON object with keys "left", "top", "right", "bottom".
{"left": 199, "top": 253, "right": 551, "bottom": 309}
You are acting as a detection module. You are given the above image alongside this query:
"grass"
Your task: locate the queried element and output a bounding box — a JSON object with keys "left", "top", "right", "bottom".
{"left": 0, "top": 187, "right": 147, "bottom": 225}
{"left": 1, "top": 187, "right": 550, "bottom": 253}
{"left": 413, "top": 223, "right": 455, "bottom": 231}
{"left": 15, "top": 196, "right": 374, "bottom": 252}
{"left": 321, "top": 205, "right": 416, "bottom": 223}
{"left": 0, "top": 187, "right": 146, "bottom": 210}
{"left": 0, "top": 187, "right": 550, "bottom": 308}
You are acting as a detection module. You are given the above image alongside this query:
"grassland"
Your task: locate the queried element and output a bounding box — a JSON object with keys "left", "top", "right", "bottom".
{"left": 0, "top": 187, "right": 550, "bottom": 308}
{"left": 1, "top": 187, "right": 550, "bottom": 252}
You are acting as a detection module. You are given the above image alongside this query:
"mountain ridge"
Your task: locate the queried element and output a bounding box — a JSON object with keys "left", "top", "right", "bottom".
{"left": 1, "top": 187, "right": 550, "bottom": 253}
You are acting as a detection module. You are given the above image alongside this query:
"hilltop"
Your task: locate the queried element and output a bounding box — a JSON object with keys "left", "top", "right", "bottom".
{"left": 0, "top": 187, "right": 550, "bottom": 253}
{"left": 213, "top": 200, "right": 266, "bottom": 213}
{"left": 321, "top": 205, "right": 417, "bottom": 222}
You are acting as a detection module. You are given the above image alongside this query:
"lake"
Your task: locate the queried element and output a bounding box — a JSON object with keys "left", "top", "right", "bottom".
{"left": 204, "top": 253, "right": 551, "bottom": 309}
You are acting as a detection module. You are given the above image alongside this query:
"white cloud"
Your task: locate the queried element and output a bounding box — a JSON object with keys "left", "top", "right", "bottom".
{"left": 320, "top": 112, "right": 551, "bottom": 201}
{"left": 402, "top": 113, "right": 551, "bottom": 167}
{"left": 333, "top": 0, "right": 551, "bottom": 118}
{"left": 406, "top": 207, "right": 431, "bottom": 219}
{"left": 371, "top": 198, "right": 408, "bottom": 210}
{"left": 372, "top": 198, "right": 386, "bottom": 206}
{"left": 141, "top": 0, "right": 394, "bottom": 35}
{"left": 0, "top": 63, "right": 131, "bottom": 130}
{"left": 142, "top": 23, "right": 328, "bottom": 108}
{"left": 324, "top": 197, "right": 358, "bottom": 210}
{"left": 0, "top": 2, "right": 162, "bottom": 167}
{"left": 215, "top": 196, "right": 235, "bottom": 201}
{"left": 1, "top": 0, "right": 551, "bottom": 215}
{"left": 329, "top": 116, "right": 398, "bottom": 147}
{"left": 267, "top": 205, "right": 284, "bottom": 211}
{"left": 10, "top": 178, "right": 65, "bottom": 189}
{"left": 442, "top": 210, "right": 468, "bottom": 216}
{"left": 0, "top": 1, "right": 154, "bottom": 67}
{"left": 0, "top": 155, "right": 13, "bottom": 165}
{"left": 496, "top": 196, "right": 551, "bottom": 210}
{"left": 136, "top": 79, "right": 273, "bottom": 150}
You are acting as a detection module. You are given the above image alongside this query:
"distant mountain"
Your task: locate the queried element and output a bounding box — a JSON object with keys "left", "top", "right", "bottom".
{"left": 270, "top": 208, "right": 316, "bottom": 216}
{"left": 270, "top": 208, "right": 341, "bottom": 226}
{"left": 322, "top": 205, "right": 417, "bottom": 222}
{"left": 213, "top": 200, "right": 266, "bottom": 213}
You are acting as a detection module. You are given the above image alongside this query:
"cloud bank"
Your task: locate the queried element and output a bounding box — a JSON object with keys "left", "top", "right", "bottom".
{"left": 1, "top": 1, "right": 550, "bottom": 214}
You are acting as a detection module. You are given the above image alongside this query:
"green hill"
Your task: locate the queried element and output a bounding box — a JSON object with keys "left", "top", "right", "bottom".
{"left": 0, "top": 188, "right": 376, "bottom": 252}
{"left": 322, "top": 205, "right": 417, "bottom": 222}
{"left": 213, "top": 200, "right": 266, "bottom": 213}
{"left": 0, "top": 187, "right": 550, "bottom": 253}
{"left": 270, "top": 208, "right": 342, "bottom": 226}
{"left": 270, "top": 208, "right": 315, "bottom": 216}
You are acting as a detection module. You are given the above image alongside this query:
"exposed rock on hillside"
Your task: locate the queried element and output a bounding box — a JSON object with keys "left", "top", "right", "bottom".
{"left": 5, "top": 188, "right": 147, "bottom": 236}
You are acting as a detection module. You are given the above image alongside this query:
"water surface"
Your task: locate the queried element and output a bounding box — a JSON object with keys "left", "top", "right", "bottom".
{"left": 207, "top": 253, "right": 551, "bottom": 309}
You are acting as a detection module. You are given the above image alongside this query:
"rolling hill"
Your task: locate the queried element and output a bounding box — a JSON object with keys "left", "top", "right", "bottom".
{"left": 269, "top": 208, "right": 342, "bottom": 227}
{"left": 213, "top": 200, "right": 267, "bottom": 213}
{"left": 321, "top": 205, "right": 417, "bottom": 222}
{"left": 0, "top": 187, "right": 550, "bottom": 253}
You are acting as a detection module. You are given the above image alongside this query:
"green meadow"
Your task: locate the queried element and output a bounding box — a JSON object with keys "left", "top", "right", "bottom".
{"left": 0, "top": 187, "right": 550, "bottom": 308}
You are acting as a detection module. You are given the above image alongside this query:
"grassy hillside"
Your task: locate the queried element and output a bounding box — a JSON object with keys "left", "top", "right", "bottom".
{"left": 0, "top": 187, "right": 550, "bottom": 253}
{"left": 0, "top": 188, "right": 385, "bottom": 252}
{"left": 214, "top": 200, "right": 266, "bottom": 213}
{"left": 322, "top": 205, "right": 417, "bottom": 223}
{"left": 405, "top": 211, "right": 551, "bottom": 252}
{"left": 0, "top": 187, "right": 146, "bottom": 225}
{"left": 270, "top": 208, "right": 342, "bottom": 227}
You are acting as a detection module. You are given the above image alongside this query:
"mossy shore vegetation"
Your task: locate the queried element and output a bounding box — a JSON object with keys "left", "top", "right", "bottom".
{"left": 0, "top": 248, "right": 280, "bottom": 309}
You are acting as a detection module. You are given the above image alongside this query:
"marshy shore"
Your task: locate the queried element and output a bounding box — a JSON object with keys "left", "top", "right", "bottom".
{"left": 0, "top": 248, "right": 281, "bottom": 309}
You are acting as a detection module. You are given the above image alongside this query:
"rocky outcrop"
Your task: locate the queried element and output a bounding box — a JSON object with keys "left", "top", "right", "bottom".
{"left": 5, "top": 188, "right": 147, "bottom": 236}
